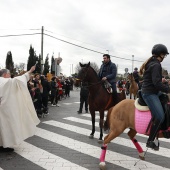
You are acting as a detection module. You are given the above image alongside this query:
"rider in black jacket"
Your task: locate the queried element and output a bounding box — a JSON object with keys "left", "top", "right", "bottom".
{"left": 140, "top": 44, "right": 169, "bottom": 150}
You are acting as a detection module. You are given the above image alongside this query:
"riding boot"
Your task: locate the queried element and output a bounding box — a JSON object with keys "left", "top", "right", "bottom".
{"left": 112, "top": 91, "right": 119, "bottom": 105}
{"left": 146, "top": 119, "right": 161, "bottom": 151}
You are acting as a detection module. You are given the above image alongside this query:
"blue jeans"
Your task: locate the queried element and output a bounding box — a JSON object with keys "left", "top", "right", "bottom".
{"left": 141, "top": 92, "right": 164, "bottom": 123}
{"left": 111, "top": 83, "right": 117, "bottom": 93}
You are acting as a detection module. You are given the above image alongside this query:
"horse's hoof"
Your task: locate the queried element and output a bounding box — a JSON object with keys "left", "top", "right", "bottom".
{"left": 98, "top": 139, "right": 103, "bottom": 144}
{"left": 89, "top": 135, "right": 94, "bottom": 139}
{"left": 99, "top": 162, "right": 106, "bottom": 170}
{"left": 139, "top": 152, "right": 145, "bottom": 160}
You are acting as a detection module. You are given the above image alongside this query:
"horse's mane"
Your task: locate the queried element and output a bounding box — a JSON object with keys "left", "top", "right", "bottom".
{"left": 80, "top": 63, "right": 99, "bottom": 80}
{"left": 89, "top": 66, "right": 99, "bottom": 78}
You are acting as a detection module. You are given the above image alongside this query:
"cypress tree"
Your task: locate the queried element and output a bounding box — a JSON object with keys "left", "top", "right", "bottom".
{"left": 43, "top": 54, "right": 50, "bottom": 75}
{"left": 27, "top": 45, "right": 36, "bottom": 71}
{"left": 5, "top": 51, "right": 14, "bottom": 74}
{"left": 51, "top": 54, "right": 55, "bottom": 74}
{"left": 34, "top": 55, "right": 41, "bottom": 73}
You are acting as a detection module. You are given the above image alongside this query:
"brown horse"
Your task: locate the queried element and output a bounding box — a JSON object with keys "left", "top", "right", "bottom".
{"left": 127, "top": 73, "right": 138, "bottom": 99}
{"left": 77, "top": 62, "right": 126, "bottom": 142}
{"left": 73, "top": 78, "right": 81, "bottom": 89}
{"left": 99, "top": 98, "right": 170, "bottom": 169}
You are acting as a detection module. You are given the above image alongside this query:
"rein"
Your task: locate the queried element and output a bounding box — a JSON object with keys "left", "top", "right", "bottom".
{"left": 82, "top": 80, "right": 103, "bottom": 88}
{"left": 80, "top": 66, "right": 103, "bottom": 88}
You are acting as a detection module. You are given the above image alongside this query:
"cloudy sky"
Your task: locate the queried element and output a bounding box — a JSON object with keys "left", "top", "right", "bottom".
{"left": 0, "top": 0, "right": 170, "bottom": 76}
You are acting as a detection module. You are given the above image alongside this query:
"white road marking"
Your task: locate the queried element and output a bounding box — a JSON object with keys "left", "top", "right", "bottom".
{"left": 40, "top": 121, "right": 169, "bottom": 170}
{"left": 62, "top": 117, "right": 170, "bottom": 157}
{"left": 15, "top": 141, "right": 88, "bottom": 170}
{"left": 62, "top": 103, "right": 73, "bottom": 105}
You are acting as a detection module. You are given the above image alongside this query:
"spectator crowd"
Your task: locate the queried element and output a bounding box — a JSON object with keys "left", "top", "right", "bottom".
{"left": 27, "top": 74, "right": 73, "bottom": 117}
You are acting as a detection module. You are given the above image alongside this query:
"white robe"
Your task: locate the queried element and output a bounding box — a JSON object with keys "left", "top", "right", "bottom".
{"left": 0, "top": 72, "right": 40, "bottom": 147}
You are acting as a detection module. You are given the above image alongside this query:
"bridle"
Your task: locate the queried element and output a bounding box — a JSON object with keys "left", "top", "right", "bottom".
{"left": 80, "top": 66, "right": 103, "bottom": 88}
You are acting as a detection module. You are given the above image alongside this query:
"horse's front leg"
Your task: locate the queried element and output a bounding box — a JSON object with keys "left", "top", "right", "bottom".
{"left": 89, "top": 108, "right": 95, "bottom": 139}
{"left": 98, "top": 111, "right": 105, "bottom": 143}
{"left": 130, "top": 92, "right": 132, "bottom": 99}
{"left": 99, "top": 144, "right": 107, "bottom": 170}
{"left": 128, "top": 128, "right": 145, "bottom": 160}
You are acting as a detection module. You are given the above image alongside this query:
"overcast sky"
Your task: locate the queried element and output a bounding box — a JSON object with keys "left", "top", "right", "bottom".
{"left": 0, "top": 0, "right": 170, "bottom": 76}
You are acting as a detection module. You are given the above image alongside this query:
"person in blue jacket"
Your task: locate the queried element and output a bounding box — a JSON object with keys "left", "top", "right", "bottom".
{"left": 98, "top": 54, "right": 117, "bottom": 99}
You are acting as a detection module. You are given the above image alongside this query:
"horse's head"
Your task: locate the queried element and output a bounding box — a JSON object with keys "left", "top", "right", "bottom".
{"left": 77, "top": 62, "right": 91, "bottom": 82}
{"left": 127, "top": 73, "right": 134, "bottom": 82}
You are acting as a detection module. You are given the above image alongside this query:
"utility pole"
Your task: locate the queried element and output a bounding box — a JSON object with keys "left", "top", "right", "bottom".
{"left": 41, "top": 26, "right": 44, "bottom": 74}
{"left": 132, "top": 55, "right": 134, "bottom": 72}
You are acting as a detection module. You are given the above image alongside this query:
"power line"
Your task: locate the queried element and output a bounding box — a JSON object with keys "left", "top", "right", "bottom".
{"left": 44, "top": 29, "right": 144, "bottom": 61}
{"left": 0, "top": 33, "right": 41, "bottom": 37}
{"left": 44, "top": 29, "right": 108, "bottom": 50}
{"left": 44, "top": 33, "right": 144, "bottom": 62}
{"left": 0, "top": 30, "right": 144, "bottom": 63}
{"left": 0, "top": 28, "right": 41, "bottom": 31}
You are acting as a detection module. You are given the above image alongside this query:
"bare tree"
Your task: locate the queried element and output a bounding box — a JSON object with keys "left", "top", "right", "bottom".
{"left": 15, "top": 63, "right": 26, "bottom": 73}
{"left": 162, "top": 67, "right": 168, "bottom": 77}
{"left": 75, "top": 62, "right": 99, "bottom": 74}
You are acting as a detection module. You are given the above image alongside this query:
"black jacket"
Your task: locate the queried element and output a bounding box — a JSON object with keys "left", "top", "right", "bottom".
{"left": 41, "top": 79, "right": 51, "bottom": 97}
{"left": 80, "top": 82, "right": 89, "bottom": 98}
{"left": 133, "top": 71, "right": 139, "bottom": 83}
{"left": 142, "top": 57, "right": 169, "bottom": 94}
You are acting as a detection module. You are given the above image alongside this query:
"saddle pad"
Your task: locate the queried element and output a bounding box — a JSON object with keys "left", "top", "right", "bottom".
{"left": 134, "top": 98, "right": 149, "bottom": 111}
{"left": 135, "top": 108, "right": 151, "bottom": 134}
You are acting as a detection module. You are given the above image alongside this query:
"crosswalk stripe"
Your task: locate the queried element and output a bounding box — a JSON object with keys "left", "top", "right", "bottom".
{"left": 81, "top": 114, "right": 100, "bottom": 119}
{"left": 81, "top": 112, "right": 169, "bottom": 142}
{"left": 62, "top": 103, "right": 72, "bottom": 105}
{"left": 64, "top": 116, "right": 170, "bottom": 142}
{"left": 36, "top": 126, "right": 169, "bottom": 170}
{"left": 15, "top": 141, "right": 88, "bottom": 170}
{"left": 64, "top": 117, "right": 93, "bottom": 126}
{"left": 43, "top": 120, "right": 170, "bottom": 159}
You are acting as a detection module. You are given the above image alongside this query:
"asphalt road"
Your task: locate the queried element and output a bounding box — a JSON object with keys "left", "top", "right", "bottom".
{"left": 0, "top": 89, "right": 170, "bottom": 170}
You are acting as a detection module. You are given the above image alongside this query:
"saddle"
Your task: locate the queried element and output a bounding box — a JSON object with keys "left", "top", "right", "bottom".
{"left": 103, "top": 80, "right": 113, "bottom": 94}
{"left": 135, "top": 90, "right": 170, "bottom": 131}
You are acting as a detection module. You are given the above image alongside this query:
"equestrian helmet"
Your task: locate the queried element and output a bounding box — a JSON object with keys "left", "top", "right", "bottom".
{"left": 134, "top": 67, "right": 138, "bottom": 70}
{"left": 152, "top": 44, "right": 169, "bottom": 56}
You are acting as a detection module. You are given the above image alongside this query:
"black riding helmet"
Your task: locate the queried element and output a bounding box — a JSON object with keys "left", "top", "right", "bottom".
{"left": 152, "top": 44, "right": 169, "bottom": 56}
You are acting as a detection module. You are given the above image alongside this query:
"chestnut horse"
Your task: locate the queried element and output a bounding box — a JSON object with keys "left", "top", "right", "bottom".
{"left": 99, "top": 98, "right": 170, "bottom": 169}
{"left": 127, "top": 73, "right": 138, "bottom": 99}
{"left": 77, "top": 62, "right": 126, "bottom": 142}
{"left": 74, "top": 78, "right": 81, "bottom": 89}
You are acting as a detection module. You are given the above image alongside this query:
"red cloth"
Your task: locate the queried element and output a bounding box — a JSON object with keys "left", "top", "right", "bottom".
{"left": 57, "top": 81, "right": 63, "bottom": 95}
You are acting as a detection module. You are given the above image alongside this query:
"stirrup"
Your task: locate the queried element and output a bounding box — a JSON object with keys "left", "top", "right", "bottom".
{"left": 146, "top": 141, "right": 159, "bottom": 151}
{"left": 106, "top": 87, "right": 112, "bottom": 94}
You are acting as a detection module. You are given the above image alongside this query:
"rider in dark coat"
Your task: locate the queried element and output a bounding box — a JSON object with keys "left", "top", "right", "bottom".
{"left": 98, "top": 54, "right": 117, "bottom": 93}
{"left": 133, "top": 67, "right": 141, "bottom": 89}
{"left": 140, "top": 44, "right": 170, "bottom": 150}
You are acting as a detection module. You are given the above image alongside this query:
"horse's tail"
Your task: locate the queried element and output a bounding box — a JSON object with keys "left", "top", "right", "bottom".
{"left": 104, "top": 107, "right": 113, "bottom": 131}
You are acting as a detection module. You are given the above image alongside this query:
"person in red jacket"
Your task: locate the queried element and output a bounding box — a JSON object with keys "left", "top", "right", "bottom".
{"left": 56, "top": 78, "right": 63, "bottom": 101}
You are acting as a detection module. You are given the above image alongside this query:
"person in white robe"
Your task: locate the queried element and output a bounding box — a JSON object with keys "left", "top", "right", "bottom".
{"left": 0, "top": 66, "right": 40, "bottom": 152}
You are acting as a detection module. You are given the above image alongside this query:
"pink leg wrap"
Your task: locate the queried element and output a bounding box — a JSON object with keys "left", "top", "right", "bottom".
{"left": 100, "top": 144, "right": 107, "bottom": 162}
{"left": 132, "top": 138, "right": 143, "bottom": 153}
